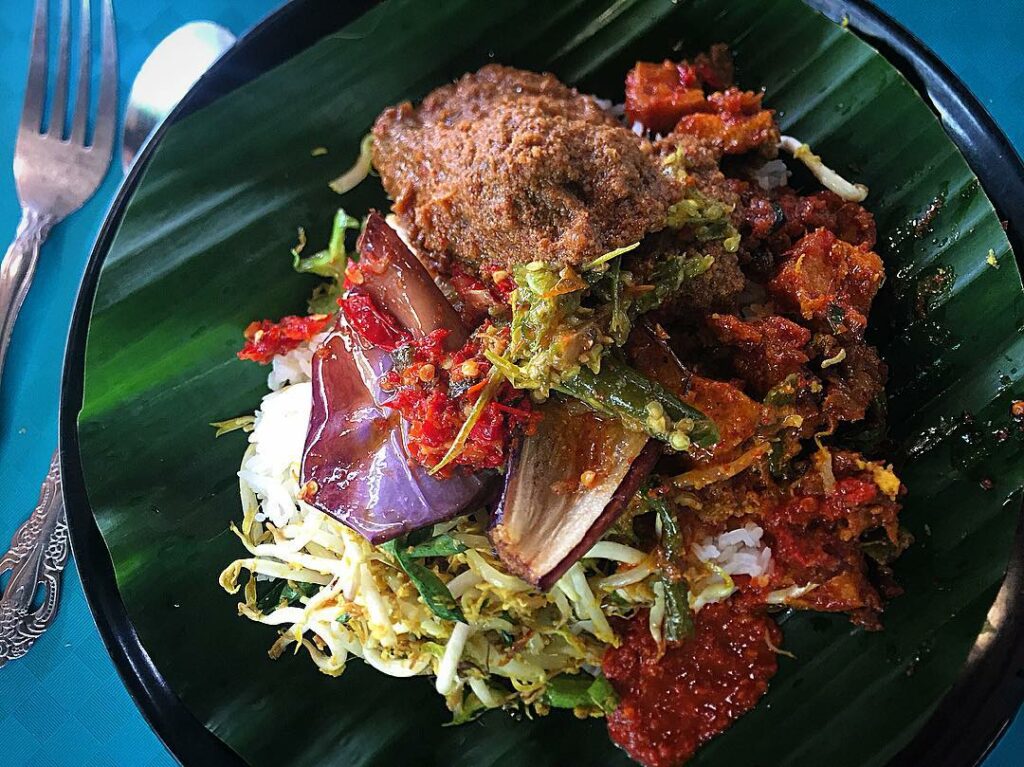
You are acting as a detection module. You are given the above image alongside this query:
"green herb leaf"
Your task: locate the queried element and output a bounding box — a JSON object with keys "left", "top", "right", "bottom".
{"left": 255, "top": 579, "right": 318, "bottom": 613}
{"left": 586, "top": 673, "right": 619, "bottom": 715}
{"left": 254, "top": 579, "right": 287, "bottom": 613}
{"left": 293, "top": 208, "right": 360, "bottom": 280}
{"left": 632, "top": 252, "right": 714, "bottom": 316}
{"left": 382, "top": 541, "right": 466, "bottom": 623}
{"left": 307, "top": 284, "right": 343, "bottom": 315}
{"left": 446, "top": 693, "right": 488, "bottom": 726}
{"left": 293, "top": 208, "right": 361, "bottom": 314}
{"left": 404, "top": 526, "right": 434, "bottom": 547}
{"left": 543, "top": 674, "right": 592, "bottom": 708}
{"left": 403, "top": 534, "right": 468, "bottom": 558}
{"left": 544, "top": 672, "right": 619, "bottom": 714}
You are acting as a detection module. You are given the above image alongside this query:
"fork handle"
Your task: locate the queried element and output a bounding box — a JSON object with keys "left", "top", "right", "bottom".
{"left": 0, "top": 209, "right": 55, "bottom": 391}
{"left": 0, "top": 450, "right": 68, "bottom": 667}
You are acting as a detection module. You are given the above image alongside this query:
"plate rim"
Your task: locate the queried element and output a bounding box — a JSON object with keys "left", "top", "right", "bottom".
{"left": 58, "top": 1, "right": 1024, "bottom": 765}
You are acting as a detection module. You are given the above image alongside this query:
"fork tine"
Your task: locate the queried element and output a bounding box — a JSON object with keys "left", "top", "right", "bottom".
{"left": 48, "top": 0, "right": 72, "bottom": 139}
{"left": 89, "top": 0, "right": 116, "bottom": 153}
{"left": 19, "top": 0, "right": 48, "bottom": 135}
{"left": 69, "top": 0, "right": 91, "bottom": 145}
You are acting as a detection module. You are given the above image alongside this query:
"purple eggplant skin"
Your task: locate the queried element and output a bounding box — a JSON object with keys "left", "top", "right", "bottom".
{"left": 356, "top": 211, "right": 468, "bottom": 351}
{"left": 490, "top": 399, "right": 662, "bottom": 591}
{"left": 300, "top": 214, "right": 492, "bottom": 543}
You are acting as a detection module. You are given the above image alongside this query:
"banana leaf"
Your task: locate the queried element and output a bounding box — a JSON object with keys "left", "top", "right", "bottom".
{"left": 71, "top": 0, "right": 1024, "bottom": 765}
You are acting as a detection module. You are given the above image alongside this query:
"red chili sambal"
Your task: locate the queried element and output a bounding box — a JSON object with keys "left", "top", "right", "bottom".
{"left": 237, "top": 314, "right": 331, "bottom": 364}
{"left": 603, "top": 604, "right": 781, "bottom": 767}
{"left": 341, "top": 287, "right": 411, "bottom": 351}
{"left": 381, "top": 326, "right": 539, "bottom": 474}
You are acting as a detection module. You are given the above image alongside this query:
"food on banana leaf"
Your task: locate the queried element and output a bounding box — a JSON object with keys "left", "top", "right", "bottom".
{"left": 221, "top": 45, "right": 906, "bottom": 767}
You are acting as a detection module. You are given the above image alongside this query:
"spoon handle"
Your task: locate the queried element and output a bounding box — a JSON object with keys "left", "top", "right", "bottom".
{"left": 0, "top": 450, "right": 68, "bottom": 667}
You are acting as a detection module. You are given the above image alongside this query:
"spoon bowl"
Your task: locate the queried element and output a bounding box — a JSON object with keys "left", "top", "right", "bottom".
{"left": 122, "top": 21, "right": 235, "bottom": 171}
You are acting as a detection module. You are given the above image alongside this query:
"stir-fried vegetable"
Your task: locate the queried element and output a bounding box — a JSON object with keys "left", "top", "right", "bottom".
{"left": 502, "top": 261, "right": 606, "bottom": 397}
{"left": 651, "top": 497, "right": 695, "bottom": 642}
{"left": 557, "top": 355, "right": 719, "bottom": 450}
{"left": 486, "top": 250, "right": 719, "bottom": 453}
{"left": 220, "top": 482, "right": 660, "bottom": 720}
{"left": 255, "top": 578, "right": 319, "bottom": 613}
{"left": 544, "top": 671, "right": 619, "bottom": 715}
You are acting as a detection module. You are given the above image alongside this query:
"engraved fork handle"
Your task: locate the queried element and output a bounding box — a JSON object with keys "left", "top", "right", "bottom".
{"left": 0, "top": 451, "right": 68, "bottom": 667}
{"left": 0, "top": 209, "right": 55, "bottom": 390}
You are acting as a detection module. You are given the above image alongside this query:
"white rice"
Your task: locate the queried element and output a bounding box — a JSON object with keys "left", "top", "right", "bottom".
{"left": 238, "top": 382, "right": 313, "bottom": 527}
{"left": 689, "top": 522, "right": 773, "bottom": 611}
{"left": 693, "top": 521, "right": 773, "bottom": 578}
{"left": 267, "top": 332, "right": 328, "bottom": 390}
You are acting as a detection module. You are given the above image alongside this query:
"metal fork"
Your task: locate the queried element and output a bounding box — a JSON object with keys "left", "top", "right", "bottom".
{"left": 0, "top": 0, "right": 116, "bottom": 667}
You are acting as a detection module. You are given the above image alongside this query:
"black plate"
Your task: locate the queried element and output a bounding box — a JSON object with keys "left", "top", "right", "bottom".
{"left": 59, "top": 0, "right": 1024, "bottom": 765}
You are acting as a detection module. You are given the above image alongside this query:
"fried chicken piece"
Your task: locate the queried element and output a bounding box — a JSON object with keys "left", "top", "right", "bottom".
{"left": 624, "top": 44, "right": 735, "bottom": 133}
{"left": 821, "top": 340, "right": 887, "bottom": 425}
{"left": 707, "top": 314, "right": 812, "bottom": 396}
{"left": 768, "top": 227, "right": 884, "bottom": 333}
{"left": 673, "top": 89, "right": 780, "bottom": 157}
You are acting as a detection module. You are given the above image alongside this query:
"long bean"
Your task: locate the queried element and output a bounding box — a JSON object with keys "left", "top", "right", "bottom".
{"left": 556, "top": 355, "right": 719, "bottom": 448}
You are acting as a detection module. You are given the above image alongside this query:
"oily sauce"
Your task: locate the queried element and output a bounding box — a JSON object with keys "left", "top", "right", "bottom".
{"left": 603, "top": 603, "right": 781, "bottom": 767}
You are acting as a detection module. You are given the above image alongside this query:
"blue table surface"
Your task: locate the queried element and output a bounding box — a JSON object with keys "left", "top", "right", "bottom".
{"left": 1, "top": 1, "right": 1022, "bottom": 765}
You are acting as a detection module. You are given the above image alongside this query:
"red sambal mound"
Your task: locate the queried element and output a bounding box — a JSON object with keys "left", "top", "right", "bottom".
{"left": 237, "top": 314, "right": 331, "bottom": 364}
{"left": 603, "top": 604, "right": 781, "bottom": 767}
{"left": 381, "top": 327, "right": 539, "bottom": 474}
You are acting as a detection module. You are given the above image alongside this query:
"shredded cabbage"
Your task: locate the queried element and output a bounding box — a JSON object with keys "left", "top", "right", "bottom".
{"left": 779, "top": 135, "right": 869, "bottom": 202}
{"left": 329, "top": 134, "right": 374, "bottom": 195}
{"left": 220, "top": 388, "right": 662, "bottom": 719}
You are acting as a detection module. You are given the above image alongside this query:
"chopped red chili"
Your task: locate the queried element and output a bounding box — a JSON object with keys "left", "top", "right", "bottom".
{"left": 340, "top": 287, "right": 412, "bottom": 351}
{"left": 381, "top": 326, "right": 539, "bottom": 474}
{"left": 237, "top": 314, "right": 331, "bottom": 364}
{"left": 449, "top": 264, "right": 505, "bottom": 325}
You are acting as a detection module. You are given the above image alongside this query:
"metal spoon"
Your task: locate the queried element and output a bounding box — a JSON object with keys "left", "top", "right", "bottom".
{"left": 122, "top": 21, "right": 236, "bottom": 171}
{"left": 0, "top": 21, "right": 235, "bottom": 667}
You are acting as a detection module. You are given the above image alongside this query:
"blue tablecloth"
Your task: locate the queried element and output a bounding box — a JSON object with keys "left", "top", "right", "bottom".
{"left": 0, "top": 1, "right": 1021, "bottom": 765}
